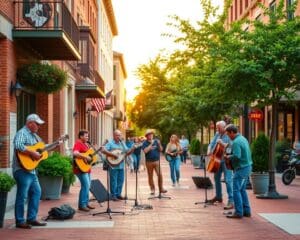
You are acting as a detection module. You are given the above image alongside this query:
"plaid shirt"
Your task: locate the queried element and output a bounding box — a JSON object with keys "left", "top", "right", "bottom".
{"left": 12, "top": 126, "right": 42, "bottom": 173}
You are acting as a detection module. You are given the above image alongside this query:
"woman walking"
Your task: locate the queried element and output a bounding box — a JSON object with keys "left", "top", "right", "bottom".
{"left": 165, "top": 135, "right": 182, "bottom": 186}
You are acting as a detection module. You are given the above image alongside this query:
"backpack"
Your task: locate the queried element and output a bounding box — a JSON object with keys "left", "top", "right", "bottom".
{"left": 46, "top": 204, "right": 76, "bottom": 220}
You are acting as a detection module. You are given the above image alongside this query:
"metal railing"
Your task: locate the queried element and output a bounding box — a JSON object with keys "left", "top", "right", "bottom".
{"left": 13, "top": 0, "right": 79, "bottom": 49}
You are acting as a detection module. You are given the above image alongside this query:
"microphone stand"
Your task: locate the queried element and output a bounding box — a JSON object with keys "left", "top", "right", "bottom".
{"left": 124, "top": 155, "right": 135, "bottom": 203}
{"left": 195, "top": 155, "right": 213, "bottom": 207}
{"left": 92, "top": 165, "right": 125, "bottom": 219}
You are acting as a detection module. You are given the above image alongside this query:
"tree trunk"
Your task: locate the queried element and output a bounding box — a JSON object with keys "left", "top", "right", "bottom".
{"left": 257, "top": 101, "right": 288, "bottom": 199}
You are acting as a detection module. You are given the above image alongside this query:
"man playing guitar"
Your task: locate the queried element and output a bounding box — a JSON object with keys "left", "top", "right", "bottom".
{"left": 73, "top": 130, "right": 95, "bottom": 212}
{"left": 101, "top": 129, "right": 135, "bottom": 201}
{"left": 12, "top": 114, "right": 52, "bottom": 229}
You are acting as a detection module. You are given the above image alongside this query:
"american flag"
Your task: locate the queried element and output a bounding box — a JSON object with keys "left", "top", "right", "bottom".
{"left": 91, "top": 98, "right": 106, "bottom": 112}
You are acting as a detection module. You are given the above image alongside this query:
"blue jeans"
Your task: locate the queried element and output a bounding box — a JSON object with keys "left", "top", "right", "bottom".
{"left": 233, "top": 165, "right": 252, "bottom": 217}
{"left": 132, "top": 154, "right": 141, "bottom": 171}
{"left": 76, "top": 172, "right": 91, "bottom": 208}
{"left": 169, "top": 156, "right": 181, "bottom": 184}
{"left": 109, "top": 168, "right": 124, "bottom": 197}
{"left": 214, "top": 161, "right": 233, "bottom": 203}
{"left": 180, "top": 150, "right": 188, "bottom": 163}
{"left": 13, "top": 169, "right": 41, "bottom": 224}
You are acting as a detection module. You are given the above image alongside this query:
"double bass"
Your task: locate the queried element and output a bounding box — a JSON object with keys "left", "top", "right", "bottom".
{"left": 206, "top": 142, "right": 224, "bottom": 173}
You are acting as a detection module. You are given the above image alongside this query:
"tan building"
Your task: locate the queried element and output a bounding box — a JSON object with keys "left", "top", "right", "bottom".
{"left": 113, "top": 51, "right": 127, "bottom": 137}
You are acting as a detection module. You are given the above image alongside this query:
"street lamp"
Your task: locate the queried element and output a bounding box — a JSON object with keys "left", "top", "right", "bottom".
{"left": 10, "top": 81, "right": 23, "bottom": 97}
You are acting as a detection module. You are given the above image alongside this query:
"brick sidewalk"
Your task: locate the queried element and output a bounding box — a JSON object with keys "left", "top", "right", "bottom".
{"left": 2, "top": 159, "right": 300, "bottom": 240}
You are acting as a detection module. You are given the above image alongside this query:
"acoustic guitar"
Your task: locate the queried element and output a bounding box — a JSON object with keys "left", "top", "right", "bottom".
{"left": 74, "top": 146, "right": 103, "bottom": 173}
{"left": 206, "top": 143, "right": 224, "bottom": 173}
{"left": 17, "top": 134, "right": 69, "bottom": 171}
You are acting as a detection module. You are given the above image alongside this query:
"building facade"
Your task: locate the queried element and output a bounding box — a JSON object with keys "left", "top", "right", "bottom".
{"left": 225, "top": 0, "right": 300, "bottom": 144}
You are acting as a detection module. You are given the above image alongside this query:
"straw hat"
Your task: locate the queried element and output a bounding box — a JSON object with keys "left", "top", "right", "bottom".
{"left": 145, "top": 129, "right": 154, "bottom": 136}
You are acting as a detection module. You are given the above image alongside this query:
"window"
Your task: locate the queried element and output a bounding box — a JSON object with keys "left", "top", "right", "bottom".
{"left": 269, "top": 1, "right": 276, "bottom": 14}
{"left": 287, "top": 0, "right": 295, "bottom": 20}
{"left": 17, "top": 92, "right": 36, "bottom": 130}
{"left": 245, "top": 0, "right": 248, "bottom": 8}
{"left": 79, "top": 40, "right": 87, "bottom": 64}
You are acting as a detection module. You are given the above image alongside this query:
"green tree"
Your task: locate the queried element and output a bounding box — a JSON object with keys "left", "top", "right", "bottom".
{"left": 214, "top": 0, "right": 300, "bottom": 198}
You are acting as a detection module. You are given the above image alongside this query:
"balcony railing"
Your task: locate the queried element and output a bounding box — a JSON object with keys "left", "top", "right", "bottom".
{"left": 13, "top": 0, "right": 80, "bottom": 59}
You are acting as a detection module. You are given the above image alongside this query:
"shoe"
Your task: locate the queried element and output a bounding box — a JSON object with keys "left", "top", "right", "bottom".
{"left": 160, "top": 189, "right": 168, "bottom": 194}
{"left": 111, "top": 196, "right": 120, "bottom": 201}
{"left": 26, "top": 220, "right": 47, "bottom": 226}
{"left": 150, "top": 190, "right": 155, "bottom": 195}
{"left": 226, "top": 214, "right": 242, "bottom": 219}
{"left": 244, "top": 213, "right": 251, "bottom": 217}
{"left": 87, "top": 205, "right": 95, "bottom": 209}
{"left": 117, "top": 196, "right": 126, "bottom": 200}
{"left": 16, "top": 223, "right": 32, "bottom": 229}
{"left": 78, "top": 207, "right": 90, "bottom": 212}
{"left": 207, "top": 197, "right": 223, "bottom": 203}
{"left": 224, "top": 203, "right": 234, "bottom": 210}
{"left": 172, "top": 183, "right": 176, "bottom": 187}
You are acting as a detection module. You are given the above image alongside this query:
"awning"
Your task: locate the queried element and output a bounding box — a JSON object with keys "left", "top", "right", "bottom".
{"left": 75, "top": 77, "right": 105, "bottom": 98}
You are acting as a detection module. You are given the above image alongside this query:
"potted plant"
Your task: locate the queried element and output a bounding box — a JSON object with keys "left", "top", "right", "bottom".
{"left": 189, "top": 138, "right": 201, "bottom": 168}
{"left": 0, "top": 172, "right": 16, "bottom": 228}
{"left": 37, "top": 152, "right": 72, "bottom": 199}
{"left": 17, "top": 62, "right": 67, "bottom": 94}
{"left": 250, "top": 133, "right": 269, "bottom": 194}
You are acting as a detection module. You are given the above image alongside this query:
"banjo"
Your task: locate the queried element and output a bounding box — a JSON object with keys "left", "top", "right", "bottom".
{"left": 106, "top": 143, "right": 139, "bottom": 167}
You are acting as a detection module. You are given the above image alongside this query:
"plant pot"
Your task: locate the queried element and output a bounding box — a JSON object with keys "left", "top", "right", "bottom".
{"left": 61, "top": 183, "right": 71, "bottom": 194}
{"left": 191, "top": 155, "right": 203, "bottom": 168}
{"left": 0, "top": 192, "right": 8, "bottom": 228}
{"left": 250, "top": 172, "right": 269, "bottom": 194}
{"left": 39, "top": 176, "right": 63, "bottom": 200}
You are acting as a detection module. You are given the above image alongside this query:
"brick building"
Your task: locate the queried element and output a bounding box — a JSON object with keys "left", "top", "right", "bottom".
{"left": 0, "top": 0, "right": 123, "bottom": 209}
{"left": 225, "top": 0, "right": 300, "bottom": 143}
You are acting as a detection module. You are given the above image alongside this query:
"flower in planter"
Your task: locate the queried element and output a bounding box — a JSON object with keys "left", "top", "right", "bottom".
{"left": 17, "top": 63, "right": 67, "bottom": 94}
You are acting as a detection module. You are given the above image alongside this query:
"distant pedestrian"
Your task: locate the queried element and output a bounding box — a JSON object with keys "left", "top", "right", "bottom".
{"left": 179, "top": 135, "right": 189, "bottom": 163}
{"left": 165, "top": 134, "right": 182, "bottom": 186}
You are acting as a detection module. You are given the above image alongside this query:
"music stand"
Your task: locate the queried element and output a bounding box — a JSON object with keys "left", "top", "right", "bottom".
{"left": 148, "top": 157, "right": 171, "bottom": 200}
{"left": 92, "top": 165, "right": 125, "bottom": 219}
{"left": 195, "top": 155, "right": 214, "bottom": 207}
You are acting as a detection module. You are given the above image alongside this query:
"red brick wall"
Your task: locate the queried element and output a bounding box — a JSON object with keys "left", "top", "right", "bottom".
{"left": 0, "top": 1, "right": 13, "bottom": 22}
{"left": 0, "top": 39, "right": 16, "bottom": 168}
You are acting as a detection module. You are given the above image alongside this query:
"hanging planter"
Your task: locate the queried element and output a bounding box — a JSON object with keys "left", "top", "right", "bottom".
{"left": 17, "top": 63, "right": 67, "bottom": 94}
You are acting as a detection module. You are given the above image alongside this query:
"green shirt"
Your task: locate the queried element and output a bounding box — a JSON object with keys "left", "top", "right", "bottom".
{"left": 229, "top": 134, "right": 252, "bottom": 169}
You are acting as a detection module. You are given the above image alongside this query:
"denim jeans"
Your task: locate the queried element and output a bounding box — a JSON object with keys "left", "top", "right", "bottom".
{"left": 13, "top": 169, "right": 41, "bottom": 224}
{"left": 214, "top": 160, "right": 233, "bottom": 203}
{"left": 233, "top": 165, "right": 252, "bottom": 217}
{"left": 76, "top": 172, "right": 91, "bottom": 208}
{"left": 132, "top": 153, "right": 141, "bottom": 171}
{"left": 169, "top": 156, "right": 181, "bottom": 184}
{"left": 180, "top": 150, "right": 188, "bottom": 163}
{"left": 109, "top": 168, "right": 124, "bottom": 197}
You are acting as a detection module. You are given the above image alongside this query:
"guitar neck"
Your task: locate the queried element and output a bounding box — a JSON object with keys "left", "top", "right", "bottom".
{"left": 39, "top": 140, "right": 60, "bottom": 153}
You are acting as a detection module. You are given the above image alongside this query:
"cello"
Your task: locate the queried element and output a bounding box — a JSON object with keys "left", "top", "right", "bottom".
{"left": 206, "top": 142, "right": 224, "bottom": 173}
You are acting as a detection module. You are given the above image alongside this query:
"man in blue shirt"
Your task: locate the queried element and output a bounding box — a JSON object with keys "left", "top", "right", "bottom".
{"left": 225, "top": 124, "right": 252, "bottom": 219}
{"left": 102, "top": 130, "right": 134, "bottom": 201}
{"left": 179, "top": 135, "right": 189, "bottom": 163}
{"left": 207, "top": 120, "right": 234, "bottom": 210}
{"left": 142, "top": 129, "right": 167, "bottom": 195}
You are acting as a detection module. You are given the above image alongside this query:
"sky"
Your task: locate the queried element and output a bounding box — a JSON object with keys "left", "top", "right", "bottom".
{"left": 111, "top": 0, "right": 206, "bottom": 101}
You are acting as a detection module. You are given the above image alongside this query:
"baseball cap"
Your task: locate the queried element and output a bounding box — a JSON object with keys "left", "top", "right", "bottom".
{"left": 26, "top": 114, "right": 45, "bottom": 125}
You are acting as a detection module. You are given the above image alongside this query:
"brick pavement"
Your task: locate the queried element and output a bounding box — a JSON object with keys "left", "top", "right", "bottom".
{"left": 1, "top": 158, "right": 300, "bottom": 240}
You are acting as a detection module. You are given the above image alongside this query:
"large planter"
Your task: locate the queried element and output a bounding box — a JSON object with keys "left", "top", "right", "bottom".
{"left": 0, "top": 192, "right": 8, "bottom": 228}
{"left": 39, "top": 176, "right": 63, "bottom": 200}
{"left": 61, "top": 182, "right": 71, "bottom": 194}
{"left": 191, "top": 155, "right": 202, "bottom": 168}
{"left": 250, "top": 172, "right": 269, "bottom": 194}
